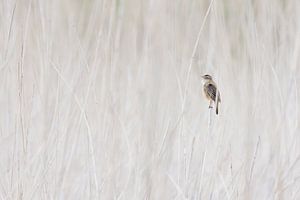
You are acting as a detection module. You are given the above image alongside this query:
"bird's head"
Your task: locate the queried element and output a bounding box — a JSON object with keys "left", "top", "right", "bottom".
{"left": 202, "top": 74, "right": 213, "bottom": 81}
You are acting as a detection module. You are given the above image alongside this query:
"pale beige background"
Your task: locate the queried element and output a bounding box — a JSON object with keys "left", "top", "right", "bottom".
{"left": 0, "top": 0, "right": 299, "bottom": 199}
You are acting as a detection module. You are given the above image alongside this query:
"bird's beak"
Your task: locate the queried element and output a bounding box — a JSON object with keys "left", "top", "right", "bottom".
{"left": 201, "top": 75, "right": 205, "bottom": 79}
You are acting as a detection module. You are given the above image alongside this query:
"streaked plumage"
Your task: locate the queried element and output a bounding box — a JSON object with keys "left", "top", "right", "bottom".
{"left": 202, "top": 74, "right": 221, "bottom": 114}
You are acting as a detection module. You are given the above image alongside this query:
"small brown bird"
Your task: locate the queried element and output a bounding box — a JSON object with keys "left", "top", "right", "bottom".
{"left": 202, "top": 74, "right": 221, "bottom": 115}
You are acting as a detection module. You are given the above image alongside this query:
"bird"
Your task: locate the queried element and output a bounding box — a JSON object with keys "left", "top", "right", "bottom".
{"left": 201, "top": 74, "right": 221, "bottom": 115}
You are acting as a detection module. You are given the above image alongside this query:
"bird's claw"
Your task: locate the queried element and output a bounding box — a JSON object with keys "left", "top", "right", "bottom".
{"left": 209, "top": 106, "right": 213, "bottom": 109}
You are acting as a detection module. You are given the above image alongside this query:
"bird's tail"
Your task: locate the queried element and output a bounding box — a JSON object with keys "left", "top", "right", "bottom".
{"left": 216, "top": 102, "right": 219, "bottom": 115}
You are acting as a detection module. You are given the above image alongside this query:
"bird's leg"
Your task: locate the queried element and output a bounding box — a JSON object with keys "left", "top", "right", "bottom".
{"left": 209, "top": 100, "right": 213, "bottom": 109}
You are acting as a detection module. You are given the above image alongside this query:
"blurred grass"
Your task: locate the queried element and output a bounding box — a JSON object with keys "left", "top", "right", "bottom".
{"left": 0, "top": 0, "right": 299, "bottom": 199}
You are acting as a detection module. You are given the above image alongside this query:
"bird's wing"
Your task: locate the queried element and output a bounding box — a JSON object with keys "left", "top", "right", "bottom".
{"left": 206, "top": 83, "right": 217, "bottom": 101}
